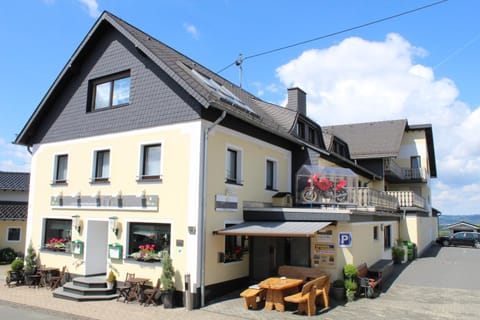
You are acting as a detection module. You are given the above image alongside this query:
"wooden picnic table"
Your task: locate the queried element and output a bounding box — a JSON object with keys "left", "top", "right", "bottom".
{"left": 259, "top": 277, "right": 304, "bottom": 312}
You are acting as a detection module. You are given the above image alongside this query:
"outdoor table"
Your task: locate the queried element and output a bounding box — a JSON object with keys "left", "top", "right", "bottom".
{"left": 125, "top": 277, "right": 150, "bottom": 302}
{"left": 37, "top": 267, "right": 60, "bottom": 288}
{"left": 258, "top": 277, "right": 304, "bottom": 312}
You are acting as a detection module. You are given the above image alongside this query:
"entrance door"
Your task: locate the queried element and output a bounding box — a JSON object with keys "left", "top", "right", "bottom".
{"left": 85, "top": 220, "right": 109, "bottom": 276}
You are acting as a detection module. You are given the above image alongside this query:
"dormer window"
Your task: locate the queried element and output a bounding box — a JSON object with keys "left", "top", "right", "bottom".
{"left": 90, "top": 71, "right": 131, "bottom": 111}
{"left": 297, "top": 122, "right": 306, "bottom": 139}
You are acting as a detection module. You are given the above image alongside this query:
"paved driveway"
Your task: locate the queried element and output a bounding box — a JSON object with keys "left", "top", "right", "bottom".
{"left": 203, "top": 244, "right": 480, "bottom": 319}
{"left": 1, "top": 245, "right": 479, "bottom": 319}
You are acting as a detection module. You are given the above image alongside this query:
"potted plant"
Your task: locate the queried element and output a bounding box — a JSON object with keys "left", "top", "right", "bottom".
{"left": 392, "top": 246, "right": 405, "bottom": 264}
{"left": 344, "top": 278, "right": 357, "bottom": 302}
{"left": 106, "top": 270, "right": 117, "bottom": 289}
{"left": 343, "top": 263, "right": 358, "bottom": 301}
{"left": 160, "top": 252, "right": 175, "bottom": 308}
{"left": 332, "top": 279, "right": 345, "bottom": 301}
{"left": 24, "top": 243, "right": 38, "bottom": 285}
{"left": 6, "top": 257, "right": 25, "bottom": 286}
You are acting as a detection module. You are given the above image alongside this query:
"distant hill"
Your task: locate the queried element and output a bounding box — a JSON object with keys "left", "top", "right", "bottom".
{"left": 439, "top": 214, "right": 480, "bottom": 226}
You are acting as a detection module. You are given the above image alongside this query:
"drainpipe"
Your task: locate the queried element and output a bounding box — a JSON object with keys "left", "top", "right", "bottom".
{"left": 200, "top": 110, "right": 226, "bottom": 307}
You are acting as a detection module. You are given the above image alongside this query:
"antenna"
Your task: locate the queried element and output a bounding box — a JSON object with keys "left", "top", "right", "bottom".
{"left": 235, "top": 53, "right": 243, "bottom": 87}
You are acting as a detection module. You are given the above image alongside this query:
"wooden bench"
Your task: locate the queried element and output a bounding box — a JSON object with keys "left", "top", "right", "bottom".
{"left": 278, "top": 265, "right": 327, "bottom": 281}
{"left": 240, "top": 287, "right": 266, "bottom": 309}
{"left": 284, "top": 275, "right": 330, "bottom": 316}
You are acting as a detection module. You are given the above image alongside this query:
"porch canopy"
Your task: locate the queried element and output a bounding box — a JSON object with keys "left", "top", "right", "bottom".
{"left": 214, "top": 221, "right": 331, "bottom": 237}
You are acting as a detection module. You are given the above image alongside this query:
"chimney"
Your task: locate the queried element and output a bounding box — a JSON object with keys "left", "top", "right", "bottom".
{"left": 286, "top": 87, "right": 307, "bottom": 116}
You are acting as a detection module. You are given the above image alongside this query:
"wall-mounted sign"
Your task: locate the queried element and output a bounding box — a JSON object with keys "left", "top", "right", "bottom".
{"left": 338, "top": 232, "right": 352, "bottom": 247}
{"left": 316, "top": 230, "right": 333, "bottom": 243}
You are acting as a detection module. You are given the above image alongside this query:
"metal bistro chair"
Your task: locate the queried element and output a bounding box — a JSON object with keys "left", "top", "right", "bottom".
{"left": 117, "top": 273, "right": 135, "bottom": 303}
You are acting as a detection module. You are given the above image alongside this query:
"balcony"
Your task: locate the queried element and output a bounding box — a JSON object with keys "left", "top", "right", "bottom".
{"left": 386, "top": 191, "right": 426, "bottom": 209}
{"left": 384, "top": 158, "right": 428, "bottom": 182}
{"left": 354, "top": 188, "right": 399, "bottom": 211}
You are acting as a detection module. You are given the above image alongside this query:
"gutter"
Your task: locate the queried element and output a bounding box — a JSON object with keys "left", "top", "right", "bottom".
{"left": 200, "top": 110, "right": 226, "bottom": 307}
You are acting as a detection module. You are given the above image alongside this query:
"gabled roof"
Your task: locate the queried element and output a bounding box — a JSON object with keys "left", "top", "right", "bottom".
{"left": 0, "top": 171, "right": 30, "bottom": 191}
{"left": 323, "top": 119, "right": 407, "bottom": 159}
{"left": 0, "top": 201, "right": 28, "bottom": 220}
{"left": 15, "top": 11, "right": 297, "bottom": 147}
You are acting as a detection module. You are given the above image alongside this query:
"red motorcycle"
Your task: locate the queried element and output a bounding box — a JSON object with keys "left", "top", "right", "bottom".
{"left": 302, "top": 175, "right": 348, "bottom": 202}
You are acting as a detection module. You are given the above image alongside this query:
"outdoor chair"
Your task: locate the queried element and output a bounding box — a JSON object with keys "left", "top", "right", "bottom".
{"left": 143, "top": 278, "right": 161, "bottom": 306}
{"left": 49, "top": 266, "right": 66, "bottom": 290}
{"left": 117, "top": 273, "right": 135, "bottom": 303}
{"left": 284, "top": 278, "right": 317, "bottom": 316}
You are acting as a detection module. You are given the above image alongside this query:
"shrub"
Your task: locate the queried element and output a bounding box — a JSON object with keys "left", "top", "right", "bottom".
{"left": 106, "top": 270, "right": 116, "bottom": 282}
{"left": 24, "top": 243, "right": 37, "bottom": 272}
{"left": 333, "top": 279, "right": 344, "bottom": 288}
{"left": 10, "top": 258, "right": 24, "bottom": 271}
{"left": 0, "top": 247, "right": 17, "bottom": 263}
{"left": 161, "top": 252, "right": 175, "bottom": 291}
{"left": 343, "top": 264, "right": 358, "bottom": 279}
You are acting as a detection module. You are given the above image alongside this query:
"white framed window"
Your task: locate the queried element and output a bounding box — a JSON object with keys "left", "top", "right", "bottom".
{"left": 7, "top": 227, "right": 21, "bottom": 242}
{"left": 226, "top": 146, "right": 243, "bottom": 185}
{"left": 92, "top": 149, "right": 110, "bottom": 182}
{"left": 139, "top": 143, "right": 162, "bottom": 181}
{"left": 53, "top": 154, "right": 68, "bottom": 184}
{"left": 266, "top": 158, "right": 278, "bottom": 191}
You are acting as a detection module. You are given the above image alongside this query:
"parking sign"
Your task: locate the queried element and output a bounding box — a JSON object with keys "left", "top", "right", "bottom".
{"left": 338, "top": 232, "right": 352, "bottom": 247}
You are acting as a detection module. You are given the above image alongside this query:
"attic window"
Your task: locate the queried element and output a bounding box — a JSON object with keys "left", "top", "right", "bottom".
{"left": 90, "top": 71, "right": 131, "bottom": 111}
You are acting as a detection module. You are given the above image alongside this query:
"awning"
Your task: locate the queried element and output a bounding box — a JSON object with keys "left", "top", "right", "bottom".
{"left": 214, "top": 221, "right": 331, "bottom": 237}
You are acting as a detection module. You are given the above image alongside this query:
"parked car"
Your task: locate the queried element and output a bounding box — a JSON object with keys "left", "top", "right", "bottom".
{"left": 437, "top": 232, "right": 480, "bottom": 248}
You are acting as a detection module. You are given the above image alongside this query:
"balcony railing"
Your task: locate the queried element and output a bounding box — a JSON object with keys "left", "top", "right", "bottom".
{"left": 354, "top": 187, "right": 399, "bottom": 211}
{"left": 386, "top": 191, "right": 426, "bottom": 209}
{"left": 384, "top": 158, "right": 428, "bottom": 181}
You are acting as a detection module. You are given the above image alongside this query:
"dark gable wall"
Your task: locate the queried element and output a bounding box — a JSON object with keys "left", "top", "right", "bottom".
{"left": 28, "top": 23, "right": 202, "bottom": 145}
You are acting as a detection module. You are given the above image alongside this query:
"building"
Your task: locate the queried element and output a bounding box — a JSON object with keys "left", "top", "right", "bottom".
{"left": 0, "top": 171, "right": 30, "bottom": 256}
{"left": 14, "top": 11, "right": 438, "bottom": 307}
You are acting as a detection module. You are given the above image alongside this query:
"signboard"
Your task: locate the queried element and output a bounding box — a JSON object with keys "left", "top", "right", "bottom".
{"left": 338, "top": 232, "right": 352, "bottom": 247}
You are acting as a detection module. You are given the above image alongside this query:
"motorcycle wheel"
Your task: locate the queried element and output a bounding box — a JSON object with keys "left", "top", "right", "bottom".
{"left": 336, "top": 190, "right": 348, "bottom": 202}
{"left": 302, "top": 189, "right": 317, "bottom": 202}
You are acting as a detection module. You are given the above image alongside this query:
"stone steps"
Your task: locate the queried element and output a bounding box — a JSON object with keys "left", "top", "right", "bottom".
{"left": 52, "top": 276, "right": 119, "bottom": 302}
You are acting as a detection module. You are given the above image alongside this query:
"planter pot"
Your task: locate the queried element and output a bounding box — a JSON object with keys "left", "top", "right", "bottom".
{"left": 162, "top": 290, "right": 175, "bottom": 309}
{"left": 107, "top": 281, "right": 116, "bottom": 289}
{"left": 346, "top": 293, "right": 355, "bottom": 302}
{"left": 332, "top": 286, "right": 345, "bottom": 301}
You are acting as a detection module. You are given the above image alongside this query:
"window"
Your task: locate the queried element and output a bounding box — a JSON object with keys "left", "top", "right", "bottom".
{"left": 140, "top": 144, "right": 161, "bottom": 180}
{"left": 384, "top": 225, "right": 392, "bottom": 249}
{"left": 410, "top": 155, "right": 422, "bottom": 179}
{"left": 91, "top": 71, "right": 130, "bottom": 111}
{"left": 297, "top": 122, "right": 306, "bottom": 139}
{"left": 226, "top": 147, "right": 242, "bottom": 184}
{"left": 308, "top": 127, "right": 316, "bottom": 144}
{"left": 223, "top": 224, "right": 247, "bottom": 263}
{"left": 53, "top": 154, "right": 68, "bottom": 184}
{"left": 373, "top": 226, "right": 379, "bottom": 240}
{"left": 266, "top": 159, "right": 278, "bottom": 190}
{"left": 43, "top": 219, "right": 72, "bottom": 252}
{"left": 128, "top": 222, "right": 170, "bottom": 261}
{"left": 7, "top": 227, "right": 21, "bottom": 242}
{"left": 93, "top": 149, "right": 110, "bottom": 182}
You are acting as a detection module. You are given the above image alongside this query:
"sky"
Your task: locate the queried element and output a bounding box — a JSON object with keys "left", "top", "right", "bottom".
{"left": 1, "top": 0, "right": 479, "bottom": 215}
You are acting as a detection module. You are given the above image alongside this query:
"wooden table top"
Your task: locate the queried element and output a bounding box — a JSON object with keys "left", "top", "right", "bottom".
{"left": 259, "top": 277, "right": 304, "bottom": 290}
{"left": 126, "top": 277, "right": 150, "bottom": 284}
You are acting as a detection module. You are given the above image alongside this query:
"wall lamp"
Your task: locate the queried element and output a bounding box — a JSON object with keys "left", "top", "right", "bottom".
{"left": 72, "top": 215, "right": 81, "bottom": 233}
{"left": 109, "top": 216, "right": 119, "bottom": 236}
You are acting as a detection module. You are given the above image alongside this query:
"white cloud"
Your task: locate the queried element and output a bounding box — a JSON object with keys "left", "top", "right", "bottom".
{"left": 78, "top": 0, "right": 100, "bottom": 18}
{"left": 0, "top": 138, "right": 31, "bottom": 172}
{"left": 183, "top": 23, "right": 199, "bottom": 40}
{"left": 275, "top": 33, "right": 480, "bottom": 214}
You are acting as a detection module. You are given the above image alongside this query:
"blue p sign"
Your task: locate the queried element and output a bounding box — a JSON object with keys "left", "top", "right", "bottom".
{"left": 338, "top": 232, "right": 352, "bottom": 247}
